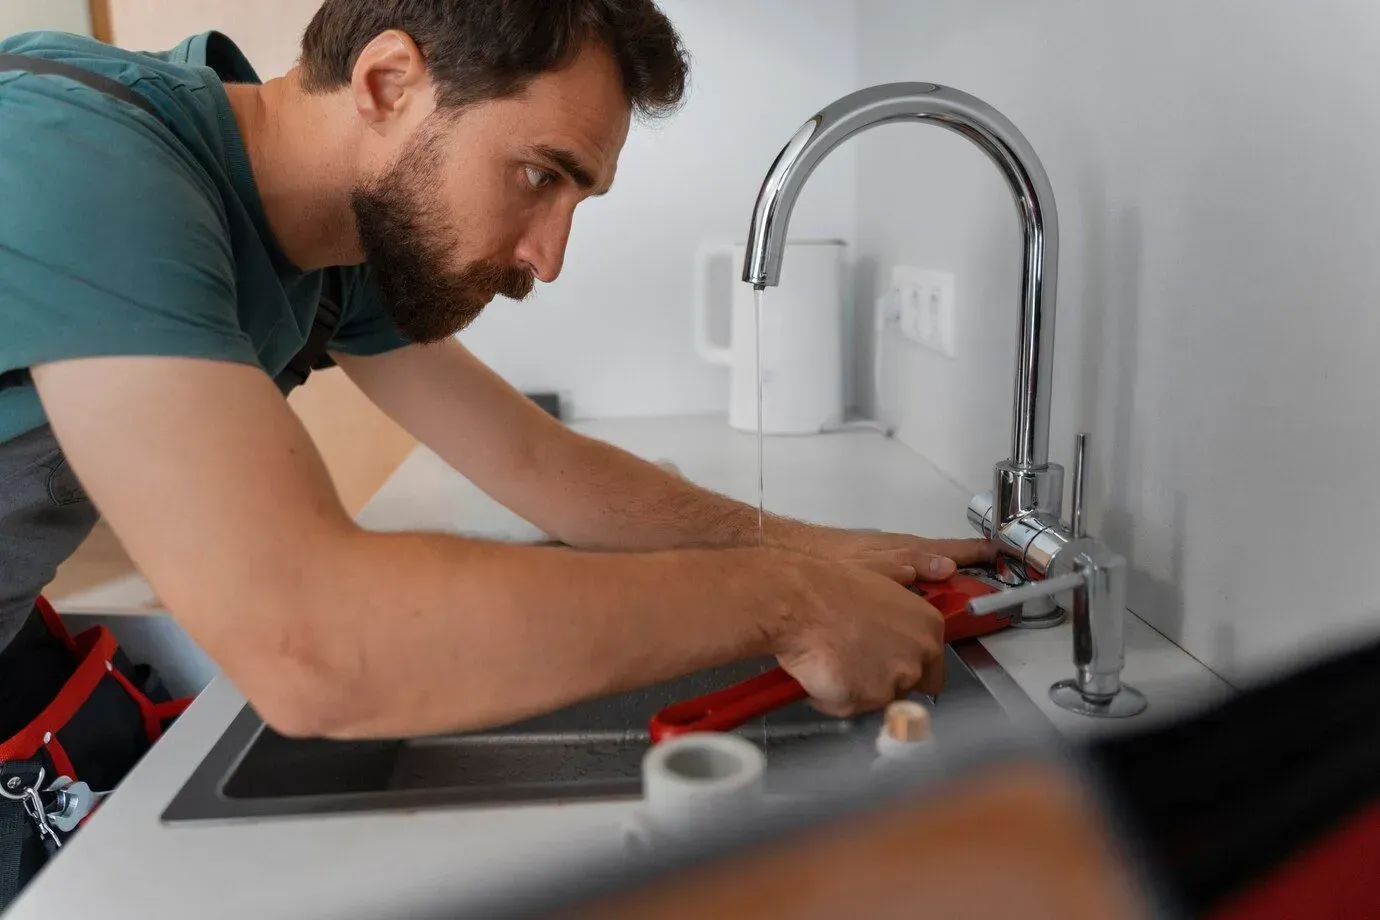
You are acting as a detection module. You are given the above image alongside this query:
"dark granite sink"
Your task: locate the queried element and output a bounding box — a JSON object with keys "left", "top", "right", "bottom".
{"left": 162, "top": 641, "right": 1039, "bottom": 822}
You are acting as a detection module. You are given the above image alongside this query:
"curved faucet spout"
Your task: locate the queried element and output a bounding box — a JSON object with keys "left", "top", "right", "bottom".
{"left": 741, "top": 82, "right": 1058, "bottom": 471}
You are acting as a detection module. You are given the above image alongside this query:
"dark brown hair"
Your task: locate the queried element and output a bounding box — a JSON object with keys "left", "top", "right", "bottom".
{"left": 300, "top": 0, "right": 688, "bottom": 118}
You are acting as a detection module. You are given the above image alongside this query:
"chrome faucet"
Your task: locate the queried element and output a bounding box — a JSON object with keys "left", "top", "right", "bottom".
{"left": 742, "top": 83, "right": 1145, "bottom": 717}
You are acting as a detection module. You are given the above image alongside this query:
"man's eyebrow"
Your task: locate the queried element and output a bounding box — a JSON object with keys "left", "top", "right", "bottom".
{"left": 533, "top": 144, "right": 603, "bottom": 192}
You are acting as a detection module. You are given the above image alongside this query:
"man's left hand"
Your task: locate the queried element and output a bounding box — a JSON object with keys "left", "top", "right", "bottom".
{"left": 781, "top": 525, "right": 997, "bottom": 585}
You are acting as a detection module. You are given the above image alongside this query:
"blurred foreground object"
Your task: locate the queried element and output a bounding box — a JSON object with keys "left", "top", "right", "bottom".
{"left": 459, "top": 633, "right": 1380, "bottom": 920}
{"left": 1094, "top": 631, "right": 1380, "bottom": 919}
{"left": 557, "top": 758, "right": 1154, "bottom": 920}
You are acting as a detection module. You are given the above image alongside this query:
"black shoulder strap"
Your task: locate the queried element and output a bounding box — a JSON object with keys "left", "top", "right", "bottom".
{"left": 0, "top": 53, "right": 344, "bottom": 399}
{"left": 274, "top": 271, "right": 343, "bottom": 396}
{"left": 0, "top": 53, "right": 158, "bottom": 119}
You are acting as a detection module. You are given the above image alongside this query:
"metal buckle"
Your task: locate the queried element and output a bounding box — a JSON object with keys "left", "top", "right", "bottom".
{"left": 0, "top": 764, "right": 62, "bottom": 850}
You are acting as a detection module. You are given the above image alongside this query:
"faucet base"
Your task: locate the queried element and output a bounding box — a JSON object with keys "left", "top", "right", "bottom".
{"left": 993, "top": 461, "right": 1064, "bottom": 533}
{"left": 1049, "top": 680, "right": 1147, "bottom": 718}
{"left": 1010, "top": 599, "right": 1066, "bottom": 629}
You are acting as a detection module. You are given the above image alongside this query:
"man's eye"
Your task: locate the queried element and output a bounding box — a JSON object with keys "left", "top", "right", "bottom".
{"left": 524, "top": 166, "right": 555, "bottom": 190}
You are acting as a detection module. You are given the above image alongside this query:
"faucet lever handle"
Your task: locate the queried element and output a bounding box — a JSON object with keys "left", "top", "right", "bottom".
{"left": 965, "top": 571, "right": 1086, "bottom": 617}
{"left": 1070, "top": 432, "right": 1089, "bottom": 539}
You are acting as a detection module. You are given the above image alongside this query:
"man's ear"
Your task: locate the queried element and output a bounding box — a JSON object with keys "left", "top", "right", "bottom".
{"left": 349, "top": 29, "right": 436, "bottom": 134}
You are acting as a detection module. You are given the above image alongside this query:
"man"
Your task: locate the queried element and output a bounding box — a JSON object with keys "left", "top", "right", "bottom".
{"left": 0, "top": 1, "right": 989, "bottom": 750}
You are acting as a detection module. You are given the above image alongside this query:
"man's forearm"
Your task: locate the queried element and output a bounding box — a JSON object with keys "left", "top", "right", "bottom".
{"left": 333, "top": 343, "right": 832, "bottom": 555}
{"left": 526, "top": 429, "right": 810, "bottom": 552}
{"left": 273, "top": 533, "right": 792, "bottom": 739}
{"left": 333, "top": 343, "right": 800, "bottom": 552}
{"left": 524, "top": 435, "right": 992, "bottom": 576}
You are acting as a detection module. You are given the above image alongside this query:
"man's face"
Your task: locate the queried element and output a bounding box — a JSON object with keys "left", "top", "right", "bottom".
{"left": 351, "top": 43, "right": 631, "bottom": 343}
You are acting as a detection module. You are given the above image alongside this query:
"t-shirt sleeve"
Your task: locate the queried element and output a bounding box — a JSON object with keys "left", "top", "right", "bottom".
{"left": 0, "top": 72, "right": 258, "bottom": 378}
{"left": 327, "top": 266, "right": 411, "bottom": 357}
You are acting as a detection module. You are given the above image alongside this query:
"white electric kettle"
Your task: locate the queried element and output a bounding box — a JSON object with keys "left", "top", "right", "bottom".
{"left": 694, "top": 239, "right": 846, "bottom": 434}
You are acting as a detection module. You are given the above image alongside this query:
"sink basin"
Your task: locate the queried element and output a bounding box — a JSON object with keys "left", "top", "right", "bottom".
{"left": 163, "top": 641, "right": 1041, "bottom": 822}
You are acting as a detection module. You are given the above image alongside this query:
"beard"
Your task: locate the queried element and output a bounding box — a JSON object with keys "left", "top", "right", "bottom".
{"left": 350, "top": 125, "right": 534, "bottom": 344}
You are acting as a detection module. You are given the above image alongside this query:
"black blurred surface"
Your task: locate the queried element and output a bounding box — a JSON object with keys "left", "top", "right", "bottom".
{"left": 525, "top": 392, "right": 562, "bottom": 420}
{"left": 1091, "top": 634, "right": 1380, "bottom": 913}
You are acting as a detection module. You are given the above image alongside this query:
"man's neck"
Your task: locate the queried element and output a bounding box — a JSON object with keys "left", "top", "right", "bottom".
{"left": 224, "top": 73, "right": 365, "bottom": 272}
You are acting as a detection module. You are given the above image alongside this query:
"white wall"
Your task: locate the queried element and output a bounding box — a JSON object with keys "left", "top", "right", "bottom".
{"left": 108, "top": 0, "right": 313, "bottom": 74}
{"left": 1, "top": 0, "right": 90, "bottom": 37}
{"left": 855, "top": 0, "right": 1380, "bottom": 684}
{"left": 107, "top": 0, "right": 861, "bottom": 420}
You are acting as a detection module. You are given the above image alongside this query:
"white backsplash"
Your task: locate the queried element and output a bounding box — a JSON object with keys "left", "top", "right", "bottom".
{"left": 855, "top": 0, "right": 1380, "bottom": 684}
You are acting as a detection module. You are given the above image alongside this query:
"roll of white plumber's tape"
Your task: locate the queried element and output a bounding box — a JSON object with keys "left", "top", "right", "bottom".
{"left": 641, "top": 732, "right": 766, "bottom": 836}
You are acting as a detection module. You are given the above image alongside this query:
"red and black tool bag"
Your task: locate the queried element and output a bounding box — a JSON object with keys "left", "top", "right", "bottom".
{"left": 0, "top": 597, "right": 193, "bottom": 907}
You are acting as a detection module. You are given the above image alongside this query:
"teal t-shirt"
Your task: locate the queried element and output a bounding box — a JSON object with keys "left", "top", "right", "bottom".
{"left": 0, "top": 30, "right": 410, "bottom": 443}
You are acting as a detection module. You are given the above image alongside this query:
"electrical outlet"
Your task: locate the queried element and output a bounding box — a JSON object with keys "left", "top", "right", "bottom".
{"left": 891, "top": 266, "right": 956, "bottom": 357}
{"left": 898, "top": 285, "right": 925, "bottom": 341}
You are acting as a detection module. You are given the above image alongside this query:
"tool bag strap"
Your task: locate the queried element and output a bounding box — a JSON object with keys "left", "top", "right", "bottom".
{"left": 0, "top": 53, "right": 345, "bottom": 399}
{"left": 0, "top": 760, "right": 46, "bottom": 909}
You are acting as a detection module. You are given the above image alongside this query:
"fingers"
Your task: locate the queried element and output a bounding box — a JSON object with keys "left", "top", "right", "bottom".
{"left": 809, "top": 698, "right": 858, "bottom": 719}
{"left": 916, "top": 641, "right": 946, "bottom": 696}
{"left": 783, "top": 555, "right": 950, "bottom": 720}
{"left": 807, "top": 646, "right": 944, "bottom": 717}
{"left": 892, "top": 664, "right": 922, "bottom": 698}
{"left": 921, "top": 537, "right": 998, "bottom": 567}
{"left": 848, "top": 552, "right": 918, "bottom": 585}
{"left": 911, "top": 553, "right": 957, "bottom": 582}
{"left": 898, "top": 537, "right": 999, "bottom": 583}
{"left": 875, "top": 593, "right": 946, "bottom": 704}
{"left": 903, "top": 597, "right": 947, "bottom": 696}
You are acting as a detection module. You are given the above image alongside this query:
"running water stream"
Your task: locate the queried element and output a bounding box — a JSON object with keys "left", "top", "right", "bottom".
{"left": 753, "top": 287, "right": 766, "bottom": 546}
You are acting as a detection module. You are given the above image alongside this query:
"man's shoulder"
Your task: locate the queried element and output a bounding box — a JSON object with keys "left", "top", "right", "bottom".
{"left": 0, "top": 30, "right": 255, "bottom": 155}
{"left": 0, "top": 36, "right": 240, "bottom": 311}
{"left": 0, "top": 30, "right": 215, "bottom": 96}
{"left": 0, "top": 32, "right": 234, "bottom": 209}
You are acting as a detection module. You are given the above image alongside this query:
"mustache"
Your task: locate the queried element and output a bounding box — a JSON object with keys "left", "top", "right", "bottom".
{"left": 464, "top": 260, "right": 535, "bottom": 302}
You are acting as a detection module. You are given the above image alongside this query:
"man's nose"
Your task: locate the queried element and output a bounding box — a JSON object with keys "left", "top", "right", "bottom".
{"left": 514, "top": 207, "right": 574, "bottom": 283}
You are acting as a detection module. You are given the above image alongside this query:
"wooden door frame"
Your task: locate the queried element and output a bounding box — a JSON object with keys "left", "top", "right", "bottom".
{"left": 88, "top": 0, "right": 113, "bottom": 43}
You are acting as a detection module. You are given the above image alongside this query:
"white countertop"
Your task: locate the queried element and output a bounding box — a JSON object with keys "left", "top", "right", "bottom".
{"left": 11, "top": 415, "right": 1230, "bottom": 920}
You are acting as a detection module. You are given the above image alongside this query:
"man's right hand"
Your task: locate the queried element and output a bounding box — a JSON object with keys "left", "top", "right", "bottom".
{"left": 765, "top": 552, "right": 947, "bottom": 718}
